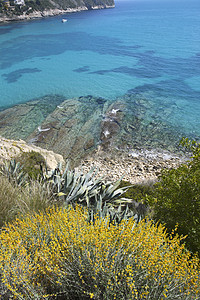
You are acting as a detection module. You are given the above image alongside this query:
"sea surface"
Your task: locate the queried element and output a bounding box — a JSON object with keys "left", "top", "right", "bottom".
{"left": 0, "top": 0, "right": 200, "bottom": 147}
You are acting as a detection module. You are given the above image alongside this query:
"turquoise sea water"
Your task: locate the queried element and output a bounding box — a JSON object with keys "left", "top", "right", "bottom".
{"left": 0, "top": 0, "right": 200, "bottom": 143}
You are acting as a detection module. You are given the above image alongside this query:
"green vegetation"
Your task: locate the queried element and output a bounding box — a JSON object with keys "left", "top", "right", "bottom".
{"left": 147, "top": 138, "right": 200, "bottom": 254}
{"left": 45, "top": 162, "right": 134, "bottom": 221}
{"left": 119, "top": 180, "right": 154, "bottom": 202}
{"left": 0, "top": 0, "right": 114, "bottom": 16}
{"left": 0, "top": 158, "right": 28, "bottom": 186}
{"left": 0, "top": 171, "right": 54, "bottom": 227}
{"left": 15, "top": 151, "right": 46, "bottom": 180}
{"left": 0, "top": 175, "right": 22, "bottom": 226}
{"left": 0, "top": 158, "right": 136, "bottom": 226}
{"left": 0, "top": 138, "right": 200, "bottom": 298}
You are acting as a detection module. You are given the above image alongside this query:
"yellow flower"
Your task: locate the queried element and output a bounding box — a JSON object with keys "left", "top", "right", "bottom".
{"left": 0, "top": 206, "right": 199, "bottom": 299}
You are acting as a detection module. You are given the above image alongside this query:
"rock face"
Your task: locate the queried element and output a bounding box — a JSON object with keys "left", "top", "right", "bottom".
{"left": 0, "top": 94, "right": 185, "bottom": 166}
{"left": 0, "top": 136, "right": 64, "bottom": 170}
{"left": 0, "top": 0, "right": 115, "bottom": 23}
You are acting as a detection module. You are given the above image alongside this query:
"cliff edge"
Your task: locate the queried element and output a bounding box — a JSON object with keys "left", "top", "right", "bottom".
{"left": 0, "top": 0, "right": 115, "bottom": 22}
{"left": 0, "top": 136, "right": 64, "bottom": 170}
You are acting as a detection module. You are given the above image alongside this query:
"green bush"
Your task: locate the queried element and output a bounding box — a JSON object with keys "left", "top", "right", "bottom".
{"left": 148, "top": 138, "right": 200, "bottom": 254}
{"left": 119, "top": 180, "right": 154, "bottom": 201}
{"left": 16, "top": 151, "right": 46, "bottom": 180}
{"left": 117, "top": 180, "right": 154, "bottom": 220}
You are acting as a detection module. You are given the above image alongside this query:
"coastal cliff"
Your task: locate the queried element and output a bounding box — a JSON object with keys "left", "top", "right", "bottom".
{"left": 0, "top": 0, "right": 115, "bottom": 22}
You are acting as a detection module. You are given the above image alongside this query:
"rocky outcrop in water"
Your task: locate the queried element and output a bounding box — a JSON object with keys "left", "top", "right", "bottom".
{"left": 0, "top": 0, "right": 114, "bottom": 23}
{"left": 113, "top": 94, "right": 184, "bottom": 152}
{"left": 27, "top": 95, "right": 107, "bottom": 163}
{"left": 0, "top": 94, "right": 185, "bottom": 166}
{"left": 0, "top": 94, "right": 65, "bottom": 140}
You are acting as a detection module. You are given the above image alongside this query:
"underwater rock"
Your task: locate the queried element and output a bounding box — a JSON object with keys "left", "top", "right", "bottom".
{"left": 0, "top": 95, "right": 65, "bottom": 140}
{"left": 27, "top": 95, "right": 106, "bottom": 165}
{"left": 0, "top": 93, "right": 190, "bottom": 165}
{"left": 111, "top": 93, "right": 186, "bottom": 152}
{"left": 100, "top": 101, "right": 124, "bottom": 150}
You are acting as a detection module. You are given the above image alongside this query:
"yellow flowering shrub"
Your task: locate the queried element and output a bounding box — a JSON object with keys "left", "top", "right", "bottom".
{"left": 0, "top": 206, "right": 199, "bottom": 299}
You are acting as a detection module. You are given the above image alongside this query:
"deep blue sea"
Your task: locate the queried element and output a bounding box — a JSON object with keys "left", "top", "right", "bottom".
{"left": 0, "top": 0, "right": 200, "bottom": 143}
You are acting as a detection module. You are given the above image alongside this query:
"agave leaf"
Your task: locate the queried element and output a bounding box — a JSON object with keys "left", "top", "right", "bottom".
{"left": 64, "top": 170, "right": 74, "bottom": 189}
{"left": 97, "top": 195, "right": 102, "bottom": 219}
{"left": 101, "top": 179, "right": 122, "bottom": 200}
{"left": 123, "top": 205, "right": 129, "bottom": 220}
{"left": 67, "top": 173, "right": 79, "bottom": 196}
{"left": 62, "top": 161, "right": 70, "bottom": 178}
{"left": 58, "top": 192, "right": 66, "bottom": 197}
{"left": 16, "top": 172, "right": 27, "bottom": 186}
{"left": 90, "top": 209, "right": 94, "bottom": 223}
{"left": 114, "top": 198, "right": 133, "bottom": 204}
{"left": 66, "top": 184, "right": 84, "bottom": 203}
{"left": 110, "top": 188, "right": 126, "bottom": 199}
{"left": 82, "top": 167, "right": 96, "bottom": 183}
{"left": 102, "top": 204, "right": 108, "bottom": 219}
{"left": 85, "top": 193, "right": 90, "bottom": 208}
{"left": 53, "top": 174, "right": 60, "bottom": 185}
{"left": 117, "top": 204, "right": 122, "bottom": 214}
{"left": 13, "top": 162, "right": 21, "bottom": 174}
{"left": 96, "top": 194, "right": 102, "bottom": 211}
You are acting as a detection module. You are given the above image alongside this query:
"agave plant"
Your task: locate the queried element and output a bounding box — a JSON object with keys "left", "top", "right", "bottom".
{"left": 44, "top": 162, "right": 101, "bottom": 205}
{"left": 42, "top": 161, "right": 147, "bottom": 223}
{"left": 44, "top": 162, "right": 128, "bottom": 205}
{"left": 87, "top": 193, "right": 138, "bottom": 225}
{"left": 0, "top": 159, "right": 28, "bottom": 186}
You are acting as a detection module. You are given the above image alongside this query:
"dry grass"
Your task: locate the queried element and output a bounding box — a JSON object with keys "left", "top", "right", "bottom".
{"left": 0, "top": 175, "right": 55, "bottom": 227}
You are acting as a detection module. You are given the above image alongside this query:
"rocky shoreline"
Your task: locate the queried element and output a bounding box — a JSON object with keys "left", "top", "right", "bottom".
{"left": 0, "top": 94, "right": 186, "bottom": 167}
{"left": 0, "top": 135, "right": 189, "bottom": 185}
{"left": 0, "top": 93, "right": 191, "bottom": 184}
{"left": 78, "top": 148, "right": 188, "bottom": 185}
{"left": 0, "top": 4, "right": 115, "bottom": 23}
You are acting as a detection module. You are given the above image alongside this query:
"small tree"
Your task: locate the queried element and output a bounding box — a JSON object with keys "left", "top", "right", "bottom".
{"left": 148, "top": 138, "right": 200, "bottom": 254}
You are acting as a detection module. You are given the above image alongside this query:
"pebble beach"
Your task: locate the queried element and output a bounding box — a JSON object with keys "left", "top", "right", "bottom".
{"left": 78, "top": 147, "right": 188, "bottom": 185}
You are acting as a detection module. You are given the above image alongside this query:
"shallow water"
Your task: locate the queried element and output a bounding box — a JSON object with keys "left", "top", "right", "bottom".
{"left": 0, "top": 0, "right": 200, "bottom": 146}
